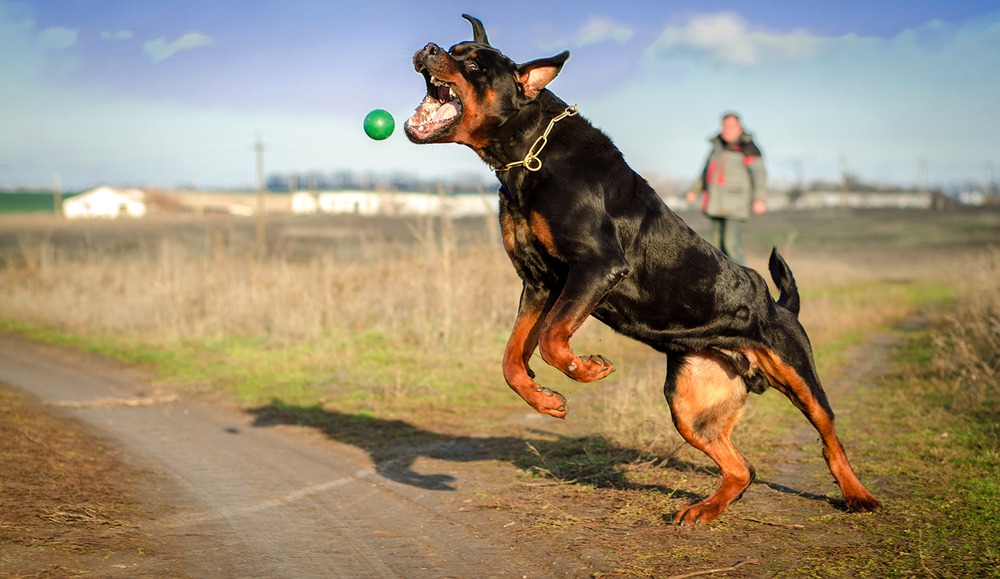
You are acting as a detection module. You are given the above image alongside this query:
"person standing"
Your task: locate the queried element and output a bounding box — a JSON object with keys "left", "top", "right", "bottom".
{"left": 686, "top": 112, "right": 767, "bottom": 265}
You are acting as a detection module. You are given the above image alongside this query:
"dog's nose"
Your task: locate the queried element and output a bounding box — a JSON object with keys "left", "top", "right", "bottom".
{"left": 419, "top": 43, "right": 440, "bottom": 60}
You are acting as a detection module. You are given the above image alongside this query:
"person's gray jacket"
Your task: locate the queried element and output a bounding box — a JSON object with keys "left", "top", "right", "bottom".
{"left": 688, "top": 133, "right": 767, "bottom": 220}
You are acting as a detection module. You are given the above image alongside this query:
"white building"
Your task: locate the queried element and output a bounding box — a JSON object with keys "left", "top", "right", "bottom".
{"left": 63, "top": 186, "right": 147, "bottom": 219}
{"left": 316, "top": 191, "right": 381, "bottom": 215}
{"left": 291, "top": 191, "right": 319, "bottom": 214}
{"left": 307, "top": 190, "right": 494, "bottom": 217}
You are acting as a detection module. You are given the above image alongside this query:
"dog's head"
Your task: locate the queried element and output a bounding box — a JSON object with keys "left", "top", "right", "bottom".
{"left": 404, "top": 14, "right": 570, "bottom": 150}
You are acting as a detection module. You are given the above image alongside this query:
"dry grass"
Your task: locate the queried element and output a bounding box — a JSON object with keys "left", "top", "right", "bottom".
{"left": 0, "top": 385, "right": 156, "bottom": 573}
{"left": 0, "top": 216, "right": 519, "bottom": 352}
{"left": 0, "top": 209, "right": 991, "bottom": 436}
{"left": 931, "top": 247, "right": 1000, "bottom": 423}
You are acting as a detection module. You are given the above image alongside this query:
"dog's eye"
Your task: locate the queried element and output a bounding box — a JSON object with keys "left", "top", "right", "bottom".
{"left": 467, "top": 61, "right": 479, "bottom": 71}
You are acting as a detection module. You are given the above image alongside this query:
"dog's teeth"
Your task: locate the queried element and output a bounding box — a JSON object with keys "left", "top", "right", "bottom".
{"left": 448, "top": 87, "right": 457, "bottom": 98}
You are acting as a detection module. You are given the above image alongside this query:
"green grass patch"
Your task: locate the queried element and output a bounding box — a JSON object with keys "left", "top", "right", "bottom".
{"left": 836, "top": 328, "right": 1000, "bottom": 575}
{"left": 730, "top": 278, "right": 958, "bottom": 453}
{"left": 0, "top": 192, "right": 70, "bottom": 215}
{"left": 0, "top": 317, "right": 518, "bottom": 420}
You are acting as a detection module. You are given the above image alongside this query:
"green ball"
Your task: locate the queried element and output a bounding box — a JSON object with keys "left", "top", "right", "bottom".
{"left": 363, "top": 109, "right": 395, "bottom": 140}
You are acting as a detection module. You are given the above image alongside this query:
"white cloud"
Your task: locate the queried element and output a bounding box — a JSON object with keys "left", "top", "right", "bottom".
{"left": 101, "top": 30, "right": 134, "bottom": 41}
{"left": 651, "top": 12, "right": 824, "bottom": 66}
{"left": 574, "top": 17, "right": 634, "bottom": 47}
{"left": 591, "top": 12, "right": 1000, "bottom": 187}
{"left": 38, "top": 26, "right": 78, "bottom": 49}
{"left": 143, "top": 32, "right": 213, "bottom": 62}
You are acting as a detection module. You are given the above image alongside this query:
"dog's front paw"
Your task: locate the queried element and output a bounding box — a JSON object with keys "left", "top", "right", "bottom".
{"left": 566, "top": 354, "right": 615, "bottom": 383}
{"left": 527, "top": 386, "right": 568, "bottom": 419}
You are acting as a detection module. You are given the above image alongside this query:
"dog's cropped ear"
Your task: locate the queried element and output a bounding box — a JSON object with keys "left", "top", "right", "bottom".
{"left": 517, "top": 51, "right": 570, "bottom": 99}
{"left": 462, "top": 14, "right": 489, "bottom": 45}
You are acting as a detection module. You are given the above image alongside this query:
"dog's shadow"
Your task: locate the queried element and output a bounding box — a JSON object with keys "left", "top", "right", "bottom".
{"left": 246, "top": 399, "right": 837, "bottom": 509}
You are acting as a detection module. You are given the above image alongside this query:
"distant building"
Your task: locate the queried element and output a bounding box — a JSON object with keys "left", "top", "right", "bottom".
{"left": 300, "top": 190, "right": 494, "bottom": 217}
{"left": 63, "top": 186, "right": 147, "bottom": 219}
{"left": 291, "top": 191, "right": 319, "bottom": 214}
{"left": 316, "top": 191, "right": 381, "bottom": 215}
{"left": 786, "top": 190, "right": 932, "bottom": 210}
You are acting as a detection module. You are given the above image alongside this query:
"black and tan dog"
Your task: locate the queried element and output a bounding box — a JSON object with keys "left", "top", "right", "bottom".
{"left": 405, "top": 15, "right": 879, "bottom": 524}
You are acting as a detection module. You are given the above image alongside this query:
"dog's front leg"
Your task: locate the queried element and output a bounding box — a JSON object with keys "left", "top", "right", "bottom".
{"left": 502, "top": 282, "right": 568, "bottom": 418}
{"left": 538, "top": 260, "right": 629, "bottom": 383}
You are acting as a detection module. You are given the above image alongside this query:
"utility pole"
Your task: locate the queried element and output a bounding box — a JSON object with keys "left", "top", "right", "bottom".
{"left": 53, "top": 172, "right": 62, "bottom": 216}
{"left": 988, "top": 161, "right": 996, "bottom": 198}
{"left": 839, "top": 156, "right": 849, "bottom": 208}
{"left": 919, "top": 158, "right": 928, "bottom": 195}
{"left": 791, "top": 159, "right": 804, "bottom": 207}
{"left": 255, "top": 134, "right": 266, "bottom": 255}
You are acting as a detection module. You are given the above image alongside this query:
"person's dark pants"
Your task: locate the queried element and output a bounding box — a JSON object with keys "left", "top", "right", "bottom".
{"left": 709, "top": 217, "right": 745, "bottom": 265}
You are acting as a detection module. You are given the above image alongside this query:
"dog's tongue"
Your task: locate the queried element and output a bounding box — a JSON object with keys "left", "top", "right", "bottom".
{"left": 433, "top": 102, "right": 459, "bottom": 123}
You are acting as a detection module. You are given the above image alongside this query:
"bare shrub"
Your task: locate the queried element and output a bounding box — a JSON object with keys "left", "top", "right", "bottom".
{"left": 932, "top": 248, "right": 1000, "bottom": 417}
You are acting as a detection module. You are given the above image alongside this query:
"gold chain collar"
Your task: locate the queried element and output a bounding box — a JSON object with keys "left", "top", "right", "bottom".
{"left": 492, "top": 105, "right": 579, "bottom": 173}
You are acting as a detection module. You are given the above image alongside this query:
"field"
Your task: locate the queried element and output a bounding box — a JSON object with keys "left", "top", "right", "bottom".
{"left": 1, "top": 207, "right": 998, "bottom": 576}
{"left": 0, "top": 192, "right": 70, "bottom": 215}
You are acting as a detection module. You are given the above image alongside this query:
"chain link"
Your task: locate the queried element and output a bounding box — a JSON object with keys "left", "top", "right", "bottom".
{"left": 493, "top": 105, "right": 579, "bottom": 173}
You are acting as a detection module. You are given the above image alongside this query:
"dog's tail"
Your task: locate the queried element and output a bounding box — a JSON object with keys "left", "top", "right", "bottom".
{"left": 768, "top": 248, "right": 801, "bottom": 317}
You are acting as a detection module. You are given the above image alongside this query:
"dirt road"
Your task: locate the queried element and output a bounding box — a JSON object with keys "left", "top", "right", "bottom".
{"left": 0, "top": 333, "right": 591, "bottom": 578}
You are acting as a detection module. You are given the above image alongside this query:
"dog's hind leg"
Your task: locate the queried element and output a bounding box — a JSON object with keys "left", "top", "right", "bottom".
{"left": 665, "top": 351, "right": 755, "bottom": 525}
{"left": 748, "top": 345, "right": 880, "bottom": 513}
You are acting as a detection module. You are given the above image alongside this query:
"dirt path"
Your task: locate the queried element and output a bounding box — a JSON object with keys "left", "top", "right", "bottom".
{"left": 0, "top": 333, "right": 591, "bottom": 578}
{"left": 0, "top": 326, "right": 906, "bottom": 577}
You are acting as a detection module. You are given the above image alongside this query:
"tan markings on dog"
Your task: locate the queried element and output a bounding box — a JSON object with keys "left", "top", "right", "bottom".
{"left": 463, "top": 87, "right": 498, "bottom": 151}
{"left": 500, "top": 210, "right": 517, "bottom": 253}
{"left": 503, "top": 302, "right": 568, "bottom": 419}
{"left": 500, "top": 210, "right": 530, "bottom": 278}
{"left": 671, "top": 352, "right": 747, "bottom": 442}
{"left": 502, "top": 209, "right": 559, "bottom": 262}
{"left": 538, "top": 322, "right": 571, "bottom": 363}
{"left": 669, "top": 351, "right": 753, "bottom": 524}
{"left": 745, "top": 347, "right": 831, "bottom": 429}
{"left": 446, "top": 82, "right": 494, "bottom": 151}
{"left": 528, "top": 212, "right": 558, "bottom": 255}
{"left": 536, "top": 314, "right": 613, "bottom": 383}
{"left": 745, "top": 346, "right": 880, "bottom": 511}
{"left": 503, "top": 310, "right": 540, "bottom": 382}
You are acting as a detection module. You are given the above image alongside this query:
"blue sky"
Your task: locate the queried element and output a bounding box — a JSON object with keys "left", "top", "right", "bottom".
{"left": 2, "top": 0, "right": 998, "bottom": 191}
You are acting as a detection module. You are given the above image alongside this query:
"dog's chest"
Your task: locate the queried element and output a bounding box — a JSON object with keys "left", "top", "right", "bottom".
{"left": 499, "top": 204, "right": 564, "bottom": 284}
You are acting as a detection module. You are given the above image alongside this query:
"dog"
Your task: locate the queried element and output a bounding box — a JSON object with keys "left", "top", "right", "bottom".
{"left": 404, "top": 15, "right": 880, "bottom": 524}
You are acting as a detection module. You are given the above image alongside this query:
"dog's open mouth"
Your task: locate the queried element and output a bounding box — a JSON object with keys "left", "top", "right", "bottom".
{"left": 405, "top": 71, "right": 464, "bottom": 142}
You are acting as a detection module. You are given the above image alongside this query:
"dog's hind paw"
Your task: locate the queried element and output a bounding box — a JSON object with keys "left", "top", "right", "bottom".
{"left": 674, "top": 502, "right": 725, "bottom": 526}
{"left": 845, "top": 493, "right": 881, "bottom": 513}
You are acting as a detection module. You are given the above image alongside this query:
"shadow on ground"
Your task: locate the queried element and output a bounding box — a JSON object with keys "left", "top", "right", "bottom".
{"left": 246, "top": 399, "right": 839, "bottom": 510}
{"left": 247, "top": 399, "right": 699, "bottom": 496}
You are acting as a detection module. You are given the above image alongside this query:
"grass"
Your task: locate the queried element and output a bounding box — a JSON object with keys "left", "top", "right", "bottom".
{"left": 0, "top": 210, "right": 982, "bottom": 429}
{"left": 843, "top": 323, "right": 1000, "bottom": 575}
{"left": 0, "top": 191, "right": 70, "bottom": 215}
{"left": 1, "top": 208, "right": 999, "bottom": 575}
